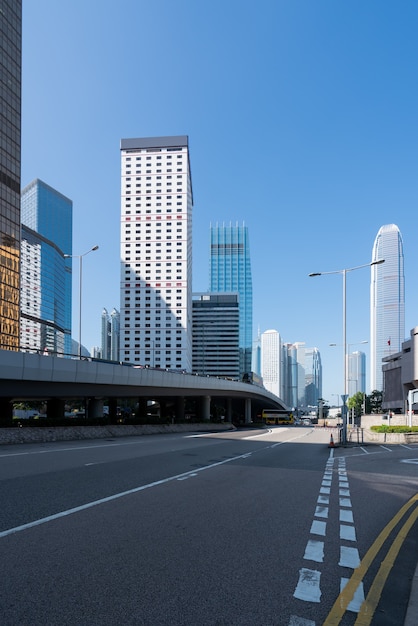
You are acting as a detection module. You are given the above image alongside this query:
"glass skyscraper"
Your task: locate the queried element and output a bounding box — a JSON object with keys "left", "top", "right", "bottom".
{"left": 0, "top": 0, "right": 22, "bottom": 350}
{"left": 209, "top": 223, "right": 253, "bottom": 376}
{"left": 305, "top": 347, "right": 322, "bottom": 408}
{"left": 21, "top": 179, "right": 73, "bottom": 356}
{"left": 370, "top": 224, "right": 405, "bottom": 392}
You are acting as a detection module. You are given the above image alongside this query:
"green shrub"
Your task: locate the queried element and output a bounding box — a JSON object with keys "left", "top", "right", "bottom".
{"left": 370, "top": 425, "right": 418, "bottom": 434}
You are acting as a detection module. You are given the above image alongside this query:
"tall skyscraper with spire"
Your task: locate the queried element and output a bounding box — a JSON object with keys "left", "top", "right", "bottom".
{"left": 370, "top": 224, "right": 405, "bottom": 391}
{"left": 209, "top": 223, "right": 253, "bottom": 376}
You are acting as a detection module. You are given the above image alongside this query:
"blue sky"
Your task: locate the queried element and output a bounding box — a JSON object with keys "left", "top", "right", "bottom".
{"left": 22, "top": 0, "right": 418, "bottom": 404}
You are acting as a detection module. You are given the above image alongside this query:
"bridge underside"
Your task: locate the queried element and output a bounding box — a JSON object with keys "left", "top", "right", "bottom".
{"left": 0, "top": 352, "right": 289, "bottom": 426}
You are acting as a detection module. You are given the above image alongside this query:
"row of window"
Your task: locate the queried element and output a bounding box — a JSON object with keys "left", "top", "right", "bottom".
{"left": 124, "top": 154, "right": 184, "bottom": 161}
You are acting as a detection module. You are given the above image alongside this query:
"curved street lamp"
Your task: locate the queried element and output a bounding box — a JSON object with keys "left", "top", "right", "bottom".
{"left": 64, "top": 245, "right": 99, "bottom": 358}
{"left": 309, "top": 259, "right": 385, "bottom": 445}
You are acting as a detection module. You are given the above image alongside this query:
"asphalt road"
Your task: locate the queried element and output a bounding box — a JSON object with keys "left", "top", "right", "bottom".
{"left": 0, "top": 426, "right": 417, "bottom": 625}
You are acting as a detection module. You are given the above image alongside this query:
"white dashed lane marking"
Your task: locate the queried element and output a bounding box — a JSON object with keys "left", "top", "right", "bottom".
{"left": 291, "top": 452, "right": 365, "bottom": 624}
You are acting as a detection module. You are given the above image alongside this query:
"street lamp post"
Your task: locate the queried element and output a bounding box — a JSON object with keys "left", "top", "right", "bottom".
{"left": 309, "top": 259, "right": 384, "bottom": 445}
{"left": 64, "top": 245, "right": 99, "bottom": 358}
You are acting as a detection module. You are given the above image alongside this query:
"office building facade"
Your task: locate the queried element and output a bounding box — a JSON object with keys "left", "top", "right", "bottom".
{"left": 0, "top": 0, "right": 22, "bottom": 350}
{"left": 20, "top": 180, "right": 73, "bottom": 355}
{"left": 370, "top": 224, "right": 405, "bottom": 391}
{"left": 192, "top": 293, "right": 239, "bottom": 378}
{"left": 120, "top": 136, "right": 193, "bottom": 370}
{"left": 209, "top": 223, "right": 253, "bottom": 376}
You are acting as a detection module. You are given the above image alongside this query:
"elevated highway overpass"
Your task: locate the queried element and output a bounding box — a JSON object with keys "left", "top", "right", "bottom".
{"left": 0, "top": 351, "right": 289, "bottom": 424}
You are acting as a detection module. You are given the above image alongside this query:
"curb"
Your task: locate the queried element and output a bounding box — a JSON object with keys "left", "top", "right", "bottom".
{"left": 404, "top": 562, "right": 418, "bottom": 626}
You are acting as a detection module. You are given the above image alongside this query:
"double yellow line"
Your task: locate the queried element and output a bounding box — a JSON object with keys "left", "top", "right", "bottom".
{"left": 323, "top": 492, "right": 418, "bottom": 625}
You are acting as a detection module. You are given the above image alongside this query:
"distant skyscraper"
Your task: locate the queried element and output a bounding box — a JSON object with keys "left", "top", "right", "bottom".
{"left": 192, "top": 293, "right": 240, "bottom": 378}
{"left": 252, "top": 327, "right": 261, "bottom": 376}
{"left": 0, "top": 0, "right": 22, "bottom": 350}
{"left": 110, "top": 308, "right": 120, "bottom": 361}
{"left": 347, "top": 350, "right": 366, "bottom": 397}
{"left": 305, "top": 347, "right": 322, "bottom": 407}
{"left": 101, "top": 308, "right": 111, "bottom": 359}
{"left": 283, "top": 342, "right": 306, "bottom": 408}
{"left": 261, "top": 330, "right": 281, "bottom": 396}
{"left": 100, "top": 307, "right": 120, "bottom": 360}
{"left": 370, "top": 224, "right": 405, "bottom": 391}
{"left": 21, "top": 180, "right": 73, "bottom": 356}
{"left": 209, "top": 223, "right": 253, "bottom": 375}
{"left": 120, "top": 136, "right": 193, "bottom": 370}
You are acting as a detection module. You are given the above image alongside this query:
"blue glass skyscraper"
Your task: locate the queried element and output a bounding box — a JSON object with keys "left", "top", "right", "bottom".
{"left": 21, "top": 179, "right": 73, "bottom": 355}
{"left": 370, "top": 224, "right": 405, "bottom": 392}
{"left": 209, "top": 223, "right": 253, "bottom": 376}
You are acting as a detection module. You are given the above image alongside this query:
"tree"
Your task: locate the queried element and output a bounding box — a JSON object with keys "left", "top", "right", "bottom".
{"left": 368, "top": 390, "right": 383, "bottom": 414}
{"left": 347, "top": 392, "right": 364, "bottom": 418}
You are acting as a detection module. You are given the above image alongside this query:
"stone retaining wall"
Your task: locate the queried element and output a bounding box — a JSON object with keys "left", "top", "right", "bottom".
{"left": 0, "top": 423, "right": 235, "bottom": 445}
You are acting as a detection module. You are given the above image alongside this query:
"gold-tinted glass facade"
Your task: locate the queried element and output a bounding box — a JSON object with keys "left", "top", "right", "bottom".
{"left": 0, "top": 0, "right": 22, "bottom": 349}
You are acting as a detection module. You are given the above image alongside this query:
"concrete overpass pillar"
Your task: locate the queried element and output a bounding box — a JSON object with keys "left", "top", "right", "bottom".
{"left": 200, "top": 395, "right": 211, "bottom": 421}
{"left": 159, "top": 400, "right": 167, "bottom": 422}
{"left": 0, "top": 398, "right": 13, "bottom": 424}
{"left": 245, "top": 397, "right": 252, "bottom": 424}
{"left": 88, "top": 398, "right": 103, "bottom": 419}
{"left": 108, "top": 398, "right": 118, "bottom": 424}
{"left": 176, "top": 397, "right": 185, "bottom": 422}
{"left": 47, "top": 398, "right": 65, "bottom": 420}
{"left": 225, "top": 397, "right": 232, "bottom": 423}
{"left": 136, "top": 398, "right": 148, "bottom": 421}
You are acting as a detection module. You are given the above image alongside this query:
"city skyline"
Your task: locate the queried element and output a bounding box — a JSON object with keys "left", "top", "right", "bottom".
{"left": 21, "top": 1, "right": 418, "bottom": 402}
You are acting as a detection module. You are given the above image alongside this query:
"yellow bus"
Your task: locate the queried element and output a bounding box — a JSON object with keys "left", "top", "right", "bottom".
{"left": 262, "top": 409, "right": 294, "bottom": 425}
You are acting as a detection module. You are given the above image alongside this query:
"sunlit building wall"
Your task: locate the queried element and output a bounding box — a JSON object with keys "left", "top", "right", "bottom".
{"left": 0, "top": 0, "right": 22, "bottom": 350}
{"left": 370, "top": 224, "right": 405, "bottom": 391}
{"left": 120, "top": 136, "right": 193, "bottom": 370}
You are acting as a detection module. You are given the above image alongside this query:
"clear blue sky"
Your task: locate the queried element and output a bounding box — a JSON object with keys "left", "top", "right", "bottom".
{"left": 22, "top": 0, "right": 418, "bottom": 404}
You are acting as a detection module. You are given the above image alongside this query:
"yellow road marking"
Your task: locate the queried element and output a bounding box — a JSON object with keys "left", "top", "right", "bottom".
{"left": 354, "top": 505, "right": 418, "bottom": 625}
{"left": 323, "top": 493, "right": 418, "bottom": 625}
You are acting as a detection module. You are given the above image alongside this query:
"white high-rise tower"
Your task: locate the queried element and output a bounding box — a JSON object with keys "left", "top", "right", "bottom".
{"left": 370, "top": 224, "right": 404, "bottom": 392}
{"left": 261, "top": 329, "right": 281, "bottom": 396}
{"left": 120, "top": 136, "right": 193, "bottom": 370}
